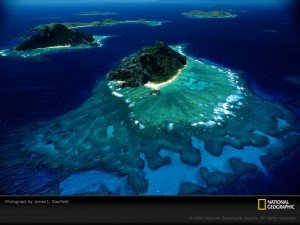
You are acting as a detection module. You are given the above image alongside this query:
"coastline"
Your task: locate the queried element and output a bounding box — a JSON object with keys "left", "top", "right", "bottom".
{"left": 144, "top": 63, "right": 188, "bottom": 90}
{"left": 70, "top": 21, "right": 161, "bottom": 29}
{"left": 184, "top": 15, "right": 237, "bottom": 19}
{"left": 0, "top": 35, "right": 109, "bottom": 58}
{"left": 69, "top": 24, "right": 95, "bottom": 29}
{"left": 181, "top": 10, "right": 237, "bottom": 19}
{"left": 38, "top": 20, "right": 164, "bottom": 30}
{"left": 46, "top": 45, "right": 71, "bottom": 49}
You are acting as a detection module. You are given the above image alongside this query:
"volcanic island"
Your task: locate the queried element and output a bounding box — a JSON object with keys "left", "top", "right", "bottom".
{"left": 0, "top": 24, "right": 108, "bottom": 57}
{"left": 182, "top": 10, "right": 237, "bottom": 18}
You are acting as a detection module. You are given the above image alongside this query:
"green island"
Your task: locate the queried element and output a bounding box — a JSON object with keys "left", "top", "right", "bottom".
{"left": 182, "top": 10, "right": 237, "bottom": 18}
{"left": 106, "top": 41, "right": 187, "bottom": 87}
{"left": 0, "top": 24, "right": 109, "bottom": 58}
{"left": 34, "top": 18, "right": 163, "bottom": 31}
{"left": 16, "top": 24, "right": 96, "bottom": 51}
{"left": 76, "top": 11, "right": 118, "bottom": 16}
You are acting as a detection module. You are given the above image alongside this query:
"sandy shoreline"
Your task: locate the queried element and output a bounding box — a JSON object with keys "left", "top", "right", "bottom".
{"left": 144, "top": 63, "right": 187, "bottom": 90}
{"left": 69, "top": 25, "right": 95, "bottom": 29}
{"left": 46, "top": 45, "right": 71, "bottom": 49}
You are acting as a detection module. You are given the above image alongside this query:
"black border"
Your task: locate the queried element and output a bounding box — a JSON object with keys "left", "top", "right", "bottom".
{"left": 0, "top": 195, "right": 299, "bottom": 224}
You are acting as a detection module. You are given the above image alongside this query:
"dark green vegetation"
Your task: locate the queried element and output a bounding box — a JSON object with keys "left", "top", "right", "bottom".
{"left": 16, "top": 24, "right": 95, "bottom": 51}
{"left": 34, "top": 19, "right": 118, "bottom": 31}
{"left": 106, "top": 41, "right": 187, "bottom": 87}
{"left": 182, "top": 10, "right": 236, "bottom": 18}
{"left": 34, "top": 18, "right": 152, "bottom": 31}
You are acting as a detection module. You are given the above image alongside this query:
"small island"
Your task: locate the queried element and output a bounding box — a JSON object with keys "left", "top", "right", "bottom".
{"left": 182, "top": 10, "right": 237, "bottom": 19}
{"left": 16, "top": 24, "right": 97, "bottom": 51}
{"left": 106, "top": 41, "right": 187, "bottom": 88}
{"left": 0, "top": 24, "right": 109, "bottom": 58}
{"left": 34, "top": 18, "right": 164, "bottom": 31}
{"left": 76, "top": 11, "right": 118, "bottom": 16}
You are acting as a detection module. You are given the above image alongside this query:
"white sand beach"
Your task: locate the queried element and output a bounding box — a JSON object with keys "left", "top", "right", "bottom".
{"left": 46, "top": 45, "right": 71, "bottom": 49}
{"left": 144, "top": 64, "right": 187, "bottom": 90}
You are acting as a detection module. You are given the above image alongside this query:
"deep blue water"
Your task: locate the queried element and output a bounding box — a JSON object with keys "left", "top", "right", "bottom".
{"left": 0, "top": 1, "right": 300, "bottom": 195}
{"left": 1, "top": 1, "right": 300, "bottom": 133}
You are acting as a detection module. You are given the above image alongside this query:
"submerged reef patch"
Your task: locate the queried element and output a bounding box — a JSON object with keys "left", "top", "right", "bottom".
{"left": 3, "top": 45, "right": 299, "bottom": 195}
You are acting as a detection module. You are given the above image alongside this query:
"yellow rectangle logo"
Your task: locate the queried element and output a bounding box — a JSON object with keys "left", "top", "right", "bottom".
{"left": 258, "top": 199, "right": 267, "bottom": 211}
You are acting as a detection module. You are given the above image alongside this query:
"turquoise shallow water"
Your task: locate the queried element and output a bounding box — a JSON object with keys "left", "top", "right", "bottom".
{"left": 110, "top": 45, "right": 246, "bottom": 128}
{"left": 5, "top": 45, "right": 297, "bottom": 195}
{"left": 142, "top": 150, "right": 205, "bottom": 195}
{"left": 142, "top": 131, "right": 283, "bottom": 195}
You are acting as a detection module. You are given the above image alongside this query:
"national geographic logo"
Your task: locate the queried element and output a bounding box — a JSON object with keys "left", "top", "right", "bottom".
{"left": 258, "top": 199, "right": 295, "bottom": 211}
{"left": 258, "top": 199, "right": 267, "bottom": 211}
